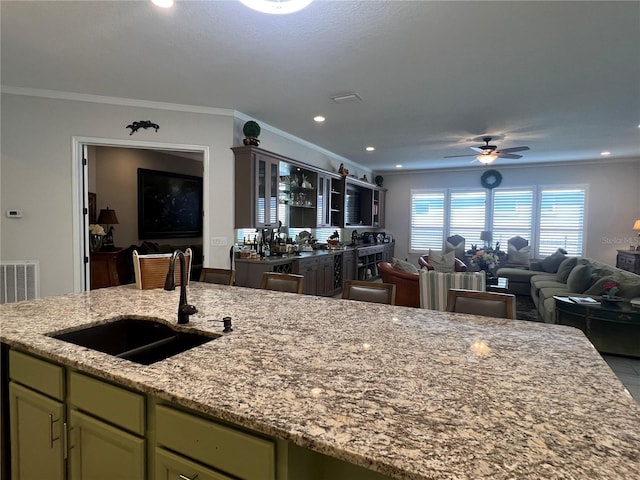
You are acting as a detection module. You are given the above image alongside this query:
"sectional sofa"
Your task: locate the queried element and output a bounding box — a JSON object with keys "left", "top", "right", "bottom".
{"left": 499, "top": 254, "right": 640, "bottom": 323}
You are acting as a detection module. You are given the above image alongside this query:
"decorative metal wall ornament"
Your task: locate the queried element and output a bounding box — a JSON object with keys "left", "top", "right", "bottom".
{"left": 126, "top": 120, "right": 160, "bottom": 135}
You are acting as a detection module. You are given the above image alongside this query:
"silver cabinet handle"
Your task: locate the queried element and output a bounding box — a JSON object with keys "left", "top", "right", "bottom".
{"left": 179, "top": 474, "right": 198, "bottom": 480}
{"left": 63, "top": 422, "right": 68, "bottom": 460}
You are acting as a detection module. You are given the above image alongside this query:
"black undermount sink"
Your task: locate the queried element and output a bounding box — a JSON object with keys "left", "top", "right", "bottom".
{"left": 50, "top": 318, "right": 219, "bottom": 365}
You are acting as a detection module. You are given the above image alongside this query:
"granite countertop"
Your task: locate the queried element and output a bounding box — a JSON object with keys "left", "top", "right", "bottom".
{"left": 1, "top": 284, "right": 639, "bottom": 479}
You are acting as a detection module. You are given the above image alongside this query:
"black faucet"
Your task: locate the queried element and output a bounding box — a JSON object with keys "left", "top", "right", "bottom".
{"left": 164, "top": 250, "right": 198, "bottom": 324}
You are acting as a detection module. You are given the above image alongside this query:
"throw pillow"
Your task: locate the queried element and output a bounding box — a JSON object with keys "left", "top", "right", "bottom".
{"left": 541, "top": 250, "right": 567, "bottom": 273}
{"left": 507, "top": 244, "right": 531, "bottom": 266}
{"left": 566, "top": 264, "right": 593, "bottom": 293}
{"left": 555, "top": 257, "right": 578, "bottom": 283}
{"left": 584, "top": 276, "right": 616, "bottom": 296}
{"left": 392, "top": 257, "right": 419, "bottom": 274}
{"left": 428, "top": 249, "right": 455, "bottom": 273}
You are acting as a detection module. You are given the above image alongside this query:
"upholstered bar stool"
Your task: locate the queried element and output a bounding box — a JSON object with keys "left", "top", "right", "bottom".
{"left": 342, "top": 280, "right": 396, "bottom": 305}
{"left": 199, "top": 268, "right": 235, "bottom": 286}
{"left": 260, "top": 272, "right": 304, "bottom": 294}
{"left": 446, "top": 288, "right": 516, "bottom": 319}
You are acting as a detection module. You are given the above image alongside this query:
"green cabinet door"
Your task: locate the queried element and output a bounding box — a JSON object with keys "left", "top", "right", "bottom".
{"left": 155, "top": 448, "right": 234, "bottom": 480}
{"left": 9, "top": 382, "right": 65, "bottom": 480}
{"left": 68, "top": 410, "right": 144, "bottom": 480}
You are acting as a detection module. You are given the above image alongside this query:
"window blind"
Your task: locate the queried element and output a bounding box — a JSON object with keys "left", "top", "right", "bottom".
{"left": 491, "top": 189, "right": 534, "bottom": 245}
{"left": 449, "top": 191, "right": 486, "bottom": 246}
{"left": 410, "top": 191, "right": 444, "bottom": 251}
{"left": 539, "top": 188, "right": 585, "bottom": 256}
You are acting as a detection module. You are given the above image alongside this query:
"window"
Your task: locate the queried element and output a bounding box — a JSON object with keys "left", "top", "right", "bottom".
{"left": 410, "top": 186, "right": 586, "bottom": 257}
{"left": 449, "top": 191, "right": 486, "bottom": 246}
{"left": 491, "top": 189, "right": 534, "bottom": 245}
{"left": 538, "top": 188, "right": 585, "bottom": 256}
{"left": 410, "top": 191, "right": 444, "bottom": 251}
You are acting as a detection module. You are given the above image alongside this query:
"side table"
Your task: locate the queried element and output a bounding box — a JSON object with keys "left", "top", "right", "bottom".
{"left": 616, "top": 249, "right": 640, "bottom": 274}
{"left": 90, "top": 248, "right": 131, "bottom": 289}
{"left": 554, "top": 296, "right": 640, "bottom": 357}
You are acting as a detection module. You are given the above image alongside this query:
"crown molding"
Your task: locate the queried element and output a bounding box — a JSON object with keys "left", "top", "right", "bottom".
{"left": 0, "top": 85, "right": 234, "bottom": 117}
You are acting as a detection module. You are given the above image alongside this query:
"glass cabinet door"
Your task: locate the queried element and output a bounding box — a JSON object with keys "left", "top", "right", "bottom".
{"left": 255, "top": 155, "right": 279, "bottom": 228}
{"left": 279, "top": 162, "right": 318, "bottom": 228}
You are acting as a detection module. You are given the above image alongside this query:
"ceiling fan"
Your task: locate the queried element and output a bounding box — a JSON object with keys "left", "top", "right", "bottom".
{"left": 445, "top": 137, "right": 530, "bottom": 164}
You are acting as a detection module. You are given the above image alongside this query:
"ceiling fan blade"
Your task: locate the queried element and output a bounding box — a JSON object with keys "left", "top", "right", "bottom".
{"left": 444, "top": 154, "right": 476, "bottom": 158}
{"left": 470, "top": 147, "right": 486, "bottom": 153}
{"left": 496, "top": 153, "right": 523, "bottom": 159}
{"left": 497, "top": 146, "right": 529, "bottom": 153}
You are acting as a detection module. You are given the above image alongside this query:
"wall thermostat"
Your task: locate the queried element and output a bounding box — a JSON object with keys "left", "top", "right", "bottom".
{"left": 6, "top": 210, "right": 23, "bottom": 218}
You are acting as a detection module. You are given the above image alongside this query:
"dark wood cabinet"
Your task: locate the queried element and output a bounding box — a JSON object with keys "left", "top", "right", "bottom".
{"left": 90, "top": 248, "right": 131, "bottom": 289}
{"left": 616, "top": 249, "right": 640, "bottom": 274}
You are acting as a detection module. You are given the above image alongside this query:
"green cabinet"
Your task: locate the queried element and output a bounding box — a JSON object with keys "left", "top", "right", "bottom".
{"left": 68, "top": 410, "right": 145, "bottom": 480}
{"left": 9, "top": 382, "right": 65, "bottom": 480}
{"left": 155, "top": 448, "right": 234, "bottom": 480}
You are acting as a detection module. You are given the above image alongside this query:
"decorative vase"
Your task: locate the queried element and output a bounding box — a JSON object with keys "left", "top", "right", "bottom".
{"left": 243, "top": 137, "right": 260, "bottom": 146}
{"left": 90, "top": 234, "right": 103, "bottom": 253}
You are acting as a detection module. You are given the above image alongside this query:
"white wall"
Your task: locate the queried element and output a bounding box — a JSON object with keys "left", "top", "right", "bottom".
{"left": 0, "top": 93, "right": 234, "bottom": 296}
{"left": 1, "top": 93, "right": 372, "bottom": 298}
{"left": 382, "top": 160, "right": 640, "bottom": 265}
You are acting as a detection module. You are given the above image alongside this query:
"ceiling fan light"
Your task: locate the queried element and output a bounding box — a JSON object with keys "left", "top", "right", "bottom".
{"left": 239, "top": 0, "right": 313, "bottom": 14}
{"left": 477, "top": 153, "right": 497, "bottom": 164}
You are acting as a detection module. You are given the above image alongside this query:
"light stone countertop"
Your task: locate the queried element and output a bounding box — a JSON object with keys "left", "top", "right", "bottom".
{"left": 1, "top": 283, "right": 639, "bottom": 479}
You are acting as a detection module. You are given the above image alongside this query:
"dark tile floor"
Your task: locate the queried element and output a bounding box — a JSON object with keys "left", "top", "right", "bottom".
{"left": 602, "top": 354, "right": 640, "bottom": 404}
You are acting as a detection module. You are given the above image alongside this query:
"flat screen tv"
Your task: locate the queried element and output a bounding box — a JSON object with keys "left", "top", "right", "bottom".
{"left": 138, "top": 168, "right": 203, "bottom": 239}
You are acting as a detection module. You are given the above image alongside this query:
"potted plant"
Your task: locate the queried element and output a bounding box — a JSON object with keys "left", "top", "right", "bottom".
{"left": 242, "top": 120, "right": 261, "bottom": 146}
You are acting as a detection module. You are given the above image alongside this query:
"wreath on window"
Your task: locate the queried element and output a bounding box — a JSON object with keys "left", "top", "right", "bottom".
{"left": 480, "top": 169, "right": 502, "bottom": 189}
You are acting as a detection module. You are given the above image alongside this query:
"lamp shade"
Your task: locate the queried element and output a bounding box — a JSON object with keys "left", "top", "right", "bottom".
{"left": 480, "top": 230, "right": 493, "bottom": 242}
{"left": 634, "top": 219, "right": 640, "bottom": 231}
{"left": 97, "top": 207, "right": 119, "bottom": 225}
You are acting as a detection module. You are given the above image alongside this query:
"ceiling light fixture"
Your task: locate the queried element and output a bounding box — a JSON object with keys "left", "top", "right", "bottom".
{"left": 476, "top": 153, "right": 498, "bottom": 164}
{"left": 313, "top": 115, "right": 325, "bottom": 123}
{"left": 366, "top": 146, "right": 375, "bottom": 152}
{"left": 151, "top": 0, "right": 174, "bottom": 8}
{"left": 600, "top": 151, "right": 611, "bottom": 156}
{"left": 395, "top": 164, "right": 403, "bottom": 169}
{"left": 239, "top": 0, "right": 312, "bottom": 15}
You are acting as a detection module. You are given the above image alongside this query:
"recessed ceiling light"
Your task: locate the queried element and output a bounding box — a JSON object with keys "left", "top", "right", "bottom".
{"left": 313, "top": 115, "right": 325, "bottom": 123}
{"left": 240, "top": 0, "right": 312, "bottom": 15}
{"left": 395, "top": 164, "right": 403, "bottom": 168}
{"left": 600, "top": 151, "right": 611, "bottom": 156}
{"left": 366, "top": 146, "right": 375, "bottom": 152}
{"left": 151, "top": 0, "right": 174, "bottom": 8}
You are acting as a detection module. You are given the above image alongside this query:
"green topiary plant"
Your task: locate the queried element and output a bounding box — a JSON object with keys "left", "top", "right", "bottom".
{"left": 242, "top": 121, "right": 261, "bottom": 146}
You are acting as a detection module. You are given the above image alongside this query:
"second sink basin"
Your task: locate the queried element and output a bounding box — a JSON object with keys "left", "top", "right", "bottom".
{"left": 50, "top": 318, "right": 219, "bottom": 365}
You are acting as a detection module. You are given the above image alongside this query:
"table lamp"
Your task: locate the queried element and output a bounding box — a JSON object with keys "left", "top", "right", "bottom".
{"left": 480, "top": 230, "right": 493, "bottom": 249}
{"left": 97, "top": 207, "right": 119, "bottom": 249}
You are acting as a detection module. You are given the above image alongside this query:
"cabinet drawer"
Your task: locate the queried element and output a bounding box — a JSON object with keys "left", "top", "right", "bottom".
{"left": 9, "top": 350, "right": 64, "bottom": 400}
{"left": 155, "top": 448, "right": 234, "bottom": 480}
{"left": 69, "top": 372, "right": 145, "bottom": 435}
{"left": 156, "top": 405, "right": 275, "bottom": 480}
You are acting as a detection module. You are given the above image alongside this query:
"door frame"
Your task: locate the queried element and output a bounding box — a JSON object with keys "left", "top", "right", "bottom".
{"left": 71, "top": 136, "right": 210, "bottom": 292}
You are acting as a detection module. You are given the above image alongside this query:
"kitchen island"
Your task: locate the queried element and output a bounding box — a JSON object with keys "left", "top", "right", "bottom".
{"left": 1, "top": 283, "right": 639, "bottom": 479}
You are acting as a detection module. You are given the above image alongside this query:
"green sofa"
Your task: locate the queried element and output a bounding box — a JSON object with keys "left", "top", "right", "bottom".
{"left": 529, "top": 258, "right": 640, "bottom": 323}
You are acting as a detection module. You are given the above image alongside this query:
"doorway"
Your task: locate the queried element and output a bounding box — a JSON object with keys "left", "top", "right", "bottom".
{"left": 72, "top": 137, "right": 209, "bottom": 292}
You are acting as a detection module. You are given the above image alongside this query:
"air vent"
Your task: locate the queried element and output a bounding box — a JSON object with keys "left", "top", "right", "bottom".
{"left": 331, "top": 92, "right": 363, "bottom": 104}
{"left": 1, "top": 261, "right": 39, "bottom": 304}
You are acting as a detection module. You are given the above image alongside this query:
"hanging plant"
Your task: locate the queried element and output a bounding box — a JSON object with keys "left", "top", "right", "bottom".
{"left": 242, "top": 121, "right": 261, "bottom": 146}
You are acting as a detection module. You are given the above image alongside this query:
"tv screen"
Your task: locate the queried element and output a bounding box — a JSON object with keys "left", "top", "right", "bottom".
{"left": 138, "top": 168, "right": 203, "bottom": 239}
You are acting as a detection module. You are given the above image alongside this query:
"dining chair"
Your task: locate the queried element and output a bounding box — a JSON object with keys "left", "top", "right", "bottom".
{"left": 342, "top": 280, "right": 396, "bottom": 305}
{"left": 199, "top": 267, "right": 235, "bottom": 286}
{"left": 445, "top": 288, "right": 516, "bottom": 319}
{"left": 260, "top": 272, "right": 304, "bottom": 294}
{"left": 132, "top": 248, "right": 192, "bottom": 290}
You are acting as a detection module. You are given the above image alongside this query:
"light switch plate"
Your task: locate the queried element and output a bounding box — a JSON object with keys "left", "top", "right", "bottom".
{"left": 210, "top": 236, "right": 228, "bottom": 247}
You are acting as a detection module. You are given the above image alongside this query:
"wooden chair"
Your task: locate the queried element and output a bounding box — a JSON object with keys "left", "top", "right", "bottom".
{"left": 446, "top": 288, "right": 516, "bottom": 319}
{"left": 132, "top": 248, "right": 192, "bottom": 290}
{"left": 342, "top": 280, "right": 396, "bottom": 305}
{"left": 260, "top": 272, "right": 304, "bottom": 294}
{"left": 199, "top": 267, "right": 235, "bottom": 286}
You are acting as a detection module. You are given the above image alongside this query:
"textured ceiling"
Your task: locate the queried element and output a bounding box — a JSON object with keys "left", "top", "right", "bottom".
{"left": 2, "top": 0, "right": 639, "bottom": 171}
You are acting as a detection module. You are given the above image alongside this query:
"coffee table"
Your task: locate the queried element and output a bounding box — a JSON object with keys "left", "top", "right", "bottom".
{"left": 486, "top": 276, "right": 508, "bottom": 293}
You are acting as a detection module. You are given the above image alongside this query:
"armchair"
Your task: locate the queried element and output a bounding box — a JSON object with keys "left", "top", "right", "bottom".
{"left": 378, "top": 261, "right": 420, "bottom": 307}
{"left": 444, "top": 234, "right": 466, "bottom": 261}
{"left": 418, "top": 270, "right": 486, "bottom": 311}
